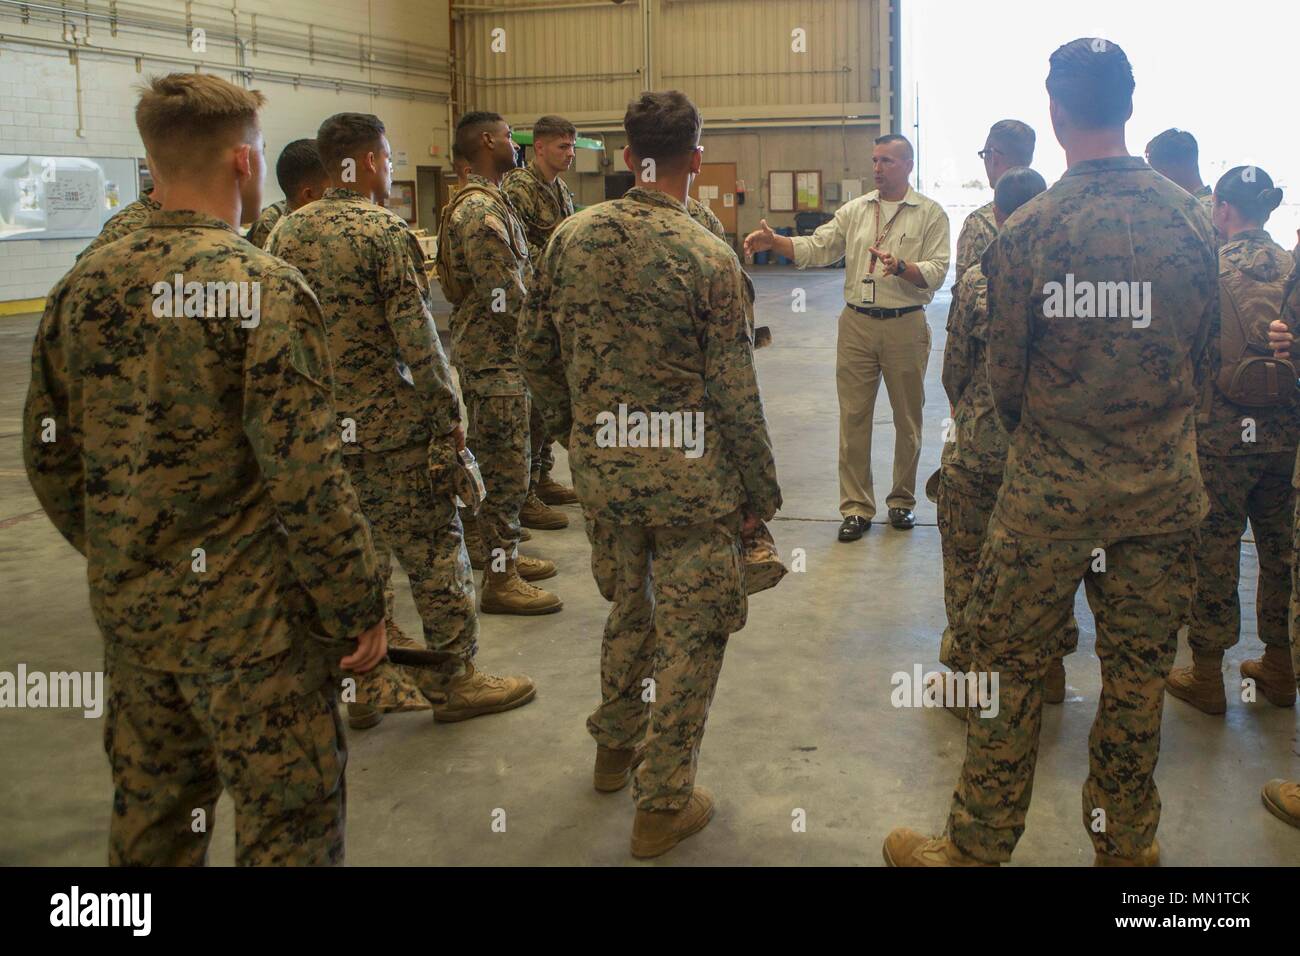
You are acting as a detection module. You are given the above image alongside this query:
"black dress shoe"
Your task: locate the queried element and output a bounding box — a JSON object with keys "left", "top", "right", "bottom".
{"left": 888, "top": 508, "right": 915, "bottom": 530}
{"left": 838, "top": 515, "right": 870, "bottom": 542}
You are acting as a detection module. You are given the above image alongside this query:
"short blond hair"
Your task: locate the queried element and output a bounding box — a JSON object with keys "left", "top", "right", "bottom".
{"left": 135, "top": 73, "right": 266, "bottom": 176}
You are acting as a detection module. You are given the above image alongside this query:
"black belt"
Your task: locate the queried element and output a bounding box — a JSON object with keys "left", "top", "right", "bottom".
{"left": 848, "top": 304, "right": 923, "bottom": 319}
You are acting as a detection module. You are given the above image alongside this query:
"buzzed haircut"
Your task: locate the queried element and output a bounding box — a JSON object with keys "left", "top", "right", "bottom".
{"left": 276, "top": 138, "right": 326, "bottom": 197}
{"left": 455, "top": 111, "right": 505, "bottom": 161}
{"left": 994, "top": 166, "right": 1048, "bottom": 218}
{"left": 533, "top": 115, "right": 576, "bottom": 141}
{"left": 317, "top": 112, "right": 386, "bottom": 170}
{"left": 987, "top": 120, "right": 1035, "bottom": 166}
{"left": 1146, "top": 128, "right": 1198, "bottom": 167}
{"left": 624, "top": 91, "right": 701, "bottom": 167}
{"left": 134, "top": 73, "right": 265, "bottom": 177}
{"left": 874, "top": 133, "right": 915, "bottom": 162}
{"left": 1046, "top": 38, "right": 1135, "bottom": 129}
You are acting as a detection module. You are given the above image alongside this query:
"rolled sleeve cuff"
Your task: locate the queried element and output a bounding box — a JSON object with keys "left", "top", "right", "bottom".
{"left": 915, "top": 256, "right": 950, "bottom": 290}
{"left": 790, "top": 236, "right": 814, "bottom": 269}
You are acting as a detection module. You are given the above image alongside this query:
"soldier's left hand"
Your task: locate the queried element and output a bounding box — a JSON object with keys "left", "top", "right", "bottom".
{"left": 341, "top": 618, "right": 388, "bottom": 673}
{"left": 1268, "top": 319, "right": 1292, "bottom": 359}
{"left": 447, "top": 423, "right": 466, "bottom": 452}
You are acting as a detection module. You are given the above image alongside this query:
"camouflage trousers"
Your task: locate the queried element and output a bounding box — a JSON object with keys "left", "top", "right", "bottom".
{"left": 946, "top": 516, "right": 1195, "bottom": 862}
{"left": 937, "top": 463, "right": 1078, "bottom": 670}
{"left": 344, "top": 444, "right": 475, "bottom": 688}
{"left": 587, "top": 510, "right": 746, "bottom": 811}
{"left": 1188, "top": 451, "right": 1295, "bottom": 653}
{"left": 104, "top": 650, "right": 345, "bottom": 866}
{"left": 1290, "top": 490, "right": 1300, "bottom": 683}
{"left": 528, "top": 399, "right": 554, "bottom": 486}
{"left": 462, "top": 372, "right": 531, "bottom": 558}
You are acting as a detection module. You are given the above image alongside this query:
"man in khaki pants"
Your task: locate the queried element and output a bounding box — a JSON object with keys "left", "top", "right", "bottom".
{"left": 746, "top": 134, "right": 949, "bottom": 540}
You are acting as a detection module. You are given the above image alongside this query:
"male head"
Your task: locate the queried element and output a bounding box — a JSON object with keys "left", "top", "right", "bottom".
{"left": 992, "top": 166, "right": 1048, "bottom": 227}
{"left": 276, "top": 138, "right": 329, "bottom": 211}
{"left": 134, "top": 72, "right": 266, "bottom": 224}
{"left": 872, "top": 134, "right": 914, "bottom": 199}
{"left": 981, "top": 120, "right": 1035, "bottom": 189}
{"left": 622, "top": 90, "right": 703, "bottom": 195}
{"left": 317, "top": 112, "right": 393, "bottom": 203}
{"left": 1145, "top": 128, "right": 1203, "bottom": 194}
{"left": 1046, "top": 38, "right": 1134, "bottom": 150}
{"left": 451, "top": 144, "right": 471, "bottom": 189}
{"left": 532, "top": 115, "right": 577, "bottom": 181}
{"left": 455, "top": 111, "right": 517, "bottom": 183}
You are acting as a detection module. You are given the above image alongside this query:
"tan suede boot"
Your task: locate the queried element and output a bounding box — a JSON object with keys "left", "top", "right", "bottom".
{"left": 516, "top": 553, "right": 557, "bottom": 582}
{"left": 1165, "top": 650, "right": 1226, "bottom": 715}
{"left": 1240, "top": 645, "right": 1297, "bottom": 708}
{"left": 1095, "top": 839, "right": 1160, "bottom": 867}
{"left": 1045, "top": 657, "right": 1067, "bottom": 705}
{"left": 520, "top": 490, "right": 569, "bottom": 530}
{"left": 631, "top": 787, "right": 715, "bottom": 858}
{"left": 1261, "top": 779, "right": 1300, "bottom": 828}
{"left": 432, "top": 662, "right": 537, "bottom": 722}
{"left": 480, "top": 560, "right": 563, "bottom": 615}
{"left": 882, "top": 829, "right": 996, "bottom": 867}
{"left": 536, "top": 472, "right": 578, "bottom": 505}
{"left": 594, "top": 744, "right": 647, "bottom": 793}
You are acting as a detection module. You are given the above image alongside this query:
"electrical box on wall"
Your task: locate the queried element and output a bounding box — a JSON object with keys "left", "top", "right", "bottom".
{"left": 575, "top": 150, "right": 602, "bottom": 174}
{"left": 824, "top": 181, "right": 842, "bottom": 202}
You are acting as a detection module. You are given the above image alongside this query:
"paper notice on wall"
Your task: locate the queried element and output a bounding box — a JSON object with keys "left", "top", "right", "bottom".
{"left": 769, "top": 172, "right": 794, "bottom": 211}
{"left": 723, "top": 193, "right": 734, "bottom": 207}
{"left": 45, "top": 167, "right": 104, "bottom": 233}
{"left": 394, "top": 150, "right": 409, "bottom": 167}
{"left": 699, "top": 185, "right": 718, "bottom": 200}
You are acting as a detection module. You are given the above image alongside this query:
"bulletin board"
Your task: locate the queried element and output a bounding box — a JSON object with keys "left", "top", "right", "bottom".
{"left": 768, "top": 170, "right": 795, "bottom": 212}
{"left": 795, "top": 170, "right": 822, "bottom": 211}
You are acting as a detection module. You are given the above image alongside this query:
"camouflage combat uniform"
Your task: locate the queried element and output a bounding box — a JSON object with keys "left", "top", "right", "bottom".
{"left": 443, "top": 173, "right": 533, "bottom": 559}
{"left": 687, "top": 196, "right": 726, "bottom": 242}
{"left": 25, "top": 210, "right": 386, "bottom": 865}
{"left": 502, "top": 161, "right": 574, "bottom": 490}
{"left": 246, "top": 199, "right": 289, "bottom": 249}
{"left": 269, "top": 188, "right": 472, "bottom": 692}
{"left": 954, "top": 200, "right": 997, "bottom": 284}
{"left": 519, "top": 186, "right": 781, "bottom": 810}
{"left": 1188, "top": 230, "right": 1300, "bottom": 655}
{"left": 947, "top": 156, "right": 1219, "bottom": 862}
{"left": 77, "top": 191, "right": 161, "bottom": 260}
{"left": 938, "top": 264, "right": 1079, "bottom": 672}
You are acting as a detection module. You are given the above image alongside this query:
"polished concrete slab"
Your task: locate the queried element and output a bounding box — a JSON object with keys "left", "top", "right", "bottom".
{"left": 0, "top": 265, "right": 1297, "bottom": 866}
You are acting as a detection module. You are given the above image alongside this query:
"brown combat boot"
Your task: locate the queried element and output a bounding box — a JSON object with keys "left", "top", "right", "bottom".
{"left": 517, "top": 553, "right": 557, "bottom": 582}
{"left": 882, "top": 829, "right": 996, "bottom": 867}
{"left": 631, "top": 787, "right": 715, "bottom": 859}
{"left": 536, "top": 472, "right": 578, "bottom": 506}
{"left": 1165, "top": 650, "right": 1226, "bottom": 715}
{"left": 520, "top": 491, "right": 569, "bottom": 530}
{"left": 594, "top": 743, "right": 648, "bottom": 793}
{"left": 1045, "top": 657, "right": 1067, "bottom": 705}
{"left": 432, "top": 662, "right": 537, "bottom": 722}
{"left": 480, "top": 560, "right": 563, "bottom": 615}
{"left": 1261, "top": 779, "right": 1300, "bottom": 829}
{"left": 1095, "top": 839, "right": 1160, "bottom": 867}
{"left": 1240, "top": 645, "right": 1297, "bottom": 708}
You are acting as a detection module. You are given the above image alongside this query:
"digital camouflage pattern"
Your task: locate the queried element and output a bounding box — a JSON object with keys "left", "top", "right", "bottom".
{"left": 935, "top": 464, "right": 1002, "bottom": 671}
{"left": 25, "top": 209, "right": 386, "bottom": 864}
{"left": 940, "top": 264, "right": 1007, "bottom": 477}
{"left": 519, "top": 186, "right": 781, "bottom": 528}
{"left": 687, "top": 196, "right": 726, "bottom": 242}
{"left": 246, "top": 199, "right": 288, "bottom": 249}
{"left": 948, "top": 518, "right": 1196, "bottom": 862}
{"left": 954, "top": 200, "right": 997, "bottom": 283}
{"left": 267, "top": 187, "right": 461, "bottom": 454}
{"left": 442, "top": 173, "right": 534, "bottom": 556}
{"left": 586, "top": 512, "right": 746, "bottom": 810}
{"left": 501, "top": 159, "right": 575, "bottom": 263}
{"left": 77, "top": 191, "right": 161, "bottom": 260}
{"left": 1188, "top": 451, "right": 1294, "bottom": 654}
{"left": 983, "top": 156, "right": 1219, "bottom": 540}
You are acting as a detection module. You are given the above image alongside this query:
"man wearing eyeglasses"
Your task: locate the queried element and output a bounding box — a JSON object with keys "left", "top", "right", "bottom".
{"left": 956, "top": 121, "right": 1036, "bottom": 283}
{"left": 746, "top": 134, "right": 950, "bottom": 539}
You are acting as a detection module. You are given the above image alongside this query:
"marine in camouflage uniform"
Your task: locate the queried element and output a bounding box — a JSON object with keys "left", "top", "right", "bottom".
{"left": 77, "top": 190, "right": 161, "bottom": 260}
{"left": 519, "top": 184, "right": 781, "bottom": 816}
{"left": 246, "top": 198, "right": 288, "bottom": 249}
{"left": 953, "top": 201, "right": 996, "bottom": 284}
{"left": 270, "top": 185, "right": 535, "bottom": 716}
{"left": 1168, "top": 229, "right": 1300, "bottom": 712}
{"left": 938, "top": 262, "right": 1079, "bottom": 677}
{"left": 25, "top": 209, "right": 386, "bottom": 866}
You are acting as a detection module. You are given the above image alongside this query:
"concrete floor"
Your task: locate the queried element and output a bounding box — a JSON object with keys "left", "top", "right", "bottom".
{"left": 1, "top": 265, "right": 1297, "bottom": 866}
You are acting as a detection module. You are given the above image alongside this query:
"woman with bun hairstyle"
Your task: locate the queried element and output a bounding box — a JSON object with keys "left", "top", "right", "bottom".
{"left": 1167, "top": 166, "right": 1300, "bottom": 720}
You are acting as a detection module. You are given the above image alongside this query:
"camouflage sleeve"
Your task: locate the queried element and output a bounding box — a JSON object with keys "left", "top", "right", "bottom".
{"left": 941, "top": 273, "right": 976, "bottom": 407}
{"left": 501, "top": 175, "right": 543, "bottom": 262}
{"left": 1191, "top": 244, "right": 1222, "bottom": 391}
{"left": 459, "top": 198, "right": 529, "bottom": 340}
{"left": 23, "top": 279, "right": 86, "bottom": 554}
{"left": 705, "top": 259, "right": 782, "bottom": 521}
{"left": 982, "top": 232, "right": 1029, "bottom": 434}
{"left": 377, "top": 226, "right": 460, "bottom": 437}
{"left": 954, "top": 215, "right": 979, "bottom": 284}
{"left": 246, "top": 218, "right": 272, "bottom": 250}
{"left": 518, "top": 243, "right": 572, "bottom": 441}
{"left": 242, "top": 268, "right": 385, "bottom": 641}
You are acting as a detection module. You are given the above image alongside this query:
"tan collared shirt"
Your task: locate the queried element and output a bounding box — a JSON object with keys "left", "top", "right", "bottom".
{"left": 791, "top": 186, "right": 950, "bottom": 309}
